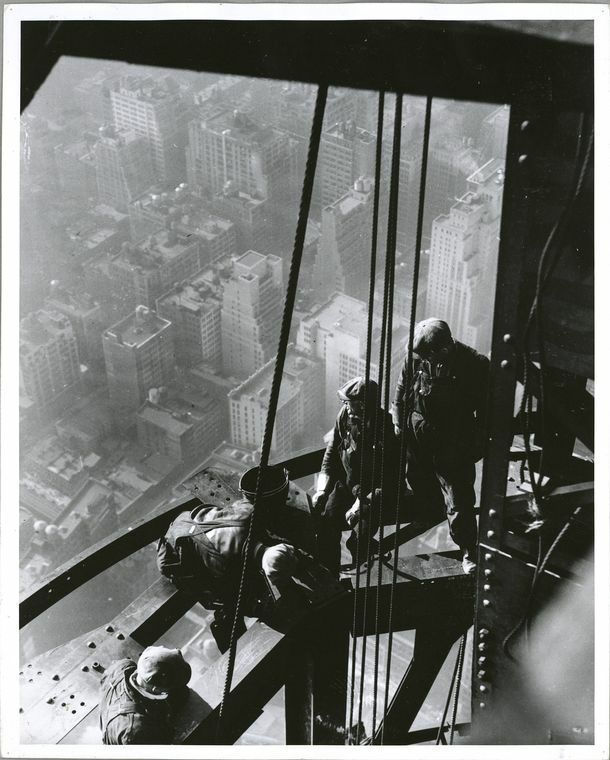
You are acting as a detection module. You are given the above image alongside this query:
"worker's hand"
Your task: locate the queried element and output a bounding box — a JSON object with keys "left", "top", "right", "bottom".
{"left": 312, "top": 490, "right": 328, "bottom": 513}
{"left": 345, "top": 499, "right": 361, "bottom": 528}
{"left": 394, "top": 424, "right": 402, "bottom": 437}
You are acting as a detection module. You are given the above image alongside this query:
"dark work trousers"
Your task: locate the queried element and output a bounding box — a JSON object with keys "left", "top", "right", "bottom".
{"left": 405, "top": 411, "right": 478, "bottom": 553}
{"left": 317, "top": 482, "right": 382, "bottom": 574}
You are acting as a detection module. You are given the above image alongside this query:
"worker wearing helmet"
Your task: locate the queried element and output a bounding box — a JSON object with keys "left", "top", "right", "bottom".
{"left": 99, "top": 646, "right": 191, "bottom": 744}
{"left": 392, "top": 318, "right": 489, "bottom": 574}
{"left": 158, "top": 465, "right": 338, "bottom": 651}
{"left": 312, "top": 377, "right": 400, "bottom": 573}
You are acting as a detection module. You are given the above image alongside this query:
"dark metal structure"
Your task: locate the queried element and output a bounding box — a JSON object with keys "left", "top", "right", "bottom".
{"left": 19, "top": 18, "right": 594, "bottom": 745}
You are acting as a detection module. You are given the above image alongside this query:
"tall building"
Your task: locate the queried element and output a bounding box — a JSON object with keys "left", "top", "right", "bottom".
{"left": 156, "top": 273, "right": 222, "bottom": 369}
{"left": 54, "top": 138, "right": 98, "bottom": 202}
{"left": 228, "top": 348, "right": 322, "bottom": 460}
{"left": 108, "top": 229, "right": 201, "bottom": 310}
{"left": 313, "top": 177, "right": 374, "bottom": 302}
{"left": 102, "top": 305, "right": 174, "bottom": 421}
{"left": 45, "top": 281, "right": 105, "bottom": 366}
{"left": 136, "top": 385, "right": 223, "bottom": 464}
{"left": 208, "top": 185, "right": 272, "bottom": 254}
{"left": 221, "top": 250, "right": 283, "bottom": 379}
{"left": 425, "top": 137, "right": 482, "bottom": 237}
{"left": 186, "top": 109, "right": 299, "bottom": 212}
{"left": 480, "top": 105, "right": 510, "bottom": 162}
{"left": 94, "top": 126, "right": 154, "bottom": 212}
{"left": 109, "top": 75, "right": 189, "bottom": 183}
{"left": 20, "top": 310, "right": 81, "bottom": 420}
{"left": 296, "top": 293, "right": 408, "bottom": 421}
{"left": 129, "top": 185, "right": 236, "bottom": 267}
{"left": 318, "top": 121, "right": 376, "bottom": 208}
{"left": 426, "top": 158, "right": 505, "bottom": 353}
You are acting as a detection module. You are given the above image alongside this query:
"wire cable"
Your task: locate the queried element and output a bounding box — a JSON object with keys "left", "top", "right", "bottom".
{"left": 215, "top": 84, "right": 328, "bottom": 742}
{"left": 348, "top": 90, "right": 385, "bottom": 744}
{"left": 448, "top": 633, "right": 467, "bottom": 745}
{"left": 380, "top": 94, "right": 433, "bottom": 745}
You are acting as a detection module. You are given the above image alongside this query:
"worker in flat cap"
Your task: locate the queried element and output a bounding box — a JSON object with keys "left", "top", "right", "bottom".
{"left": 392, "top": 318, "right": 489, "bottom": 574}
{"left": 158, "top": 464, "right": 337, "bottom": 651}
{"left": 312, "top": 377, "right": 400, "bottom": 574}
{"left": 99, "top": 646, "right": 191, "bottom": 744}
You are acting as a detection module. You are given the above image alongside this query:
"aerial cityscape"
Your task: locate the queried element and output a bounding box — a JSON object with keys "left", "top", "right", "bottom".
{"left": 18, "top": 57, "right": 508, "bottom": 738}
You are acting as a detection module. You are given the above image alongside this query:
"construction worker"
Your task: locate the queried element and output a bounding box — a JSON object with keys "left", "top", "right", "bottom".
{"left": 312, "top": 377, "right": 400, "bottom": 573}
{"left": 158, "top": 465, "right": 338, "bottom": 651}
{"left": 392, "top": 318, "right": 489, "bottom": 574}
{"left": 99, "top": 646, "right": 191, "bottom": 744}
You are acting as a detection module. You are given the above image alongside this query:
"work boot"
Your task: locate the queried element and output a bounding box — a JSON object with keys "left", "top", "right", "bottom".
{"left": 461, "top": 548, "right": 477, "bottom": 575}
{"left": 345, "top": 532, "right": 379, "bottom": 569}
{"left": 210, "top": 607, "right": 246, "bottom": 653}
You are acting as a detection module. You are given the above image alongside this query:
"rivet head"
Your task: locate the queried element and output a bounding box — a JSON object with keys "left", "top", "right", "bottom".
{"left": 484, "top": 583, "right": 491, "bottom": 592}
{"left": 518, "top": 154, "right": 528, "bottom": 164}
{"left": 486, "top": 530, "right": 495, "bottom": 538}
{"left": 19, "top": 708, "right": 24, "bottom": 714}
{"left": 479, "top": 684, "right": 489, "bottom": 693}
{"left": 520, "top": 120, "right": 530, "bottom": 131}
{"left": 46, "top": 698, "right": 54, "bottom": 704}
{"left": 502, "top": 333, "right": 513, "bottom": 343}
{"left": 479, "top": 628, "right": 490, "bottom": 638}
{"left": 87, "top": 641, "right": 96, "bottom": 649}
{"left": 478, "top": 642, "right": 487, "bottom": 651}
{"left": 116, "top": 632, "right": 125, "bottom": 640}
{"left": 105, "top": 625, "right": 114, "bottom": 633}
{"left": 477, "top": 670, "right": 487, "bottom": 679}
{"left": 484, "top": 568, "right": 492, "bottom": 577}
{"left": 488, "top": 508, "right": 497, "bottom": 517}
{"left": 52, "top": 674, "right": 60, "bottom": 681}
{"left": 500, "top": 359, "right": 510, "bottom": 369}
{"left": 484, "top": 553, "right": 493, "bottom": 561}
{"left": 483, "top": 599, "right": 491, "bottom": 607}
{"left": 478, "top": 656, "right": 487, "bottom": 665}
{"left": 81, "top": 665, "right": 89, "bottom": 672}
{"left": 479, "top": 701, "right": 487, "bottom": 709}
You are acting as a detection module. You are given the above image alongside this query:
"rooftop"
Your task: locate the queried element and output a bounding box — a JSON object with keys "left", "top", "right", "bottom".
{"left": 157, "top": 271, "right": 222, "bottom": 314}
{"left": 20, "top": 310, "right": 74, "bottom": 352}
{"left": 104, "top": 306, "right": 171, "bottom": 348}
{"left": 200, "top": 109, "right": 277, "bottom": 145}
{"left": 230, "top": 348, "right": 317, "bottom": 407}
{"left": 467, "top": 157, "right": 506, "bottom": 187}
{"left": 117, "top": 229, "right": 198, "bottom": 271}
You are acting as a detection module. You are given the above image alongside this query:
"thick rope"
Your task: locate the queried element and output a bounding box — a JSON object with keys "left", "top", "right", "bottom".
{"left": 380, "top": 94, "right": 432, "bottom": 744}
{"left": 215, "top": 84, "right": 328, "bottom": 742}
{"left": 371, "top": 93, "right": 403, "bottom": 740}
{"left": 348, "top": 90, "right": 385, "bottom": 744}
{"left": 448, "top": 633, "right": 467, "bottom": 745}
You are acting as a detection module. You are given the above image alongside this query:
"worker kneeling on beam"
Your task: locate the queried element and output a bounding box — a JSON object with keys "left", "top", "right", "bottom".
{"left": 312, "top": 377, "right": 400, "bottom": 574}
{"left": 158, "top": 464, "right": 339, "bottom": 652}
{"left": 392, "top": 318, "right": 489, "bottom": 575}
{"left": 100, "top": 646, "right": 191, "bottom": 744}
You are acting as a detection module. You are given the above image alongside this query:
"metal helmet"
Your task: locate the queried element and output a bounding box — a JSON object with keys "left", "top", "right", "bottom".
{"left": 131, "top": 646, "right": 191, "bottom": 700}
{"left": 239, "top": 464, "right": 289, "bottom": 503}
{"left": 337, "top": 377, "right": 379, "bottom": 405}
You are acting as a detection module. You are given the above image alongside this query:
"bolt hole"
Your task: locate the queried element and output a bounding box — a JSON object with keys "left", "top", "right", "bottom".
{"left": 61, "top": 702, "right": 66, "bottom": 707}
{"left": 70, "top": 694, "right": 74, "bottom": 699}
{"left": 71, "top": 710, "right": 76, "bottom": 714}
{"left": 225, "top": 497, "right": 230, "bottom": 501}
{"left": 80, "top": 702, "right": 85, "bottom": 706}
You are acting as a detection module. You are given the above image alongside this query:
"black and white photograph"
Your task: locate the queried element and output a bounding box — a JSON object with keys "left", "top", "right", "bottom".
{"left": 1, "top": 4, "right": 608, "bottom": 755}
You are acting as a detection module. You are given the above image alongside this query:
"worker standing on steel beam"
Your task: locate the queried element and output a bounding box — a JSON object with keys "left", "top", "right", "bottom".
{"left": 99, "top": 646, "right": 191, "bottom": 744}
{"left": 312, "top": 377, "right": 399, "bottom": 574}
{"left": 158, "top": 464, "right": 339, "bottom": 652}
{"left": 392, "top": 318, "right": 489, "bottom": 575}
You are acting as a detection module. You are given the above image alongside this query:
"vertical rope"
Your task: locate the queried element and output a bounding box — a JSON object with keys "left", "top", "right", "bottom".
{"left": 348, "top": 90, "right": 385, "bottom": 744}
{"left": 371, "top": 93, "right": 402, "bottom": 740}
{"left": 380, "top": 95, "right": 432, "bottom": 744}
{"left": 448, "top": 633, "right": 467, "bottom": 745}
{"left": 215, "top": 83, "right": 328, "bottom": 742}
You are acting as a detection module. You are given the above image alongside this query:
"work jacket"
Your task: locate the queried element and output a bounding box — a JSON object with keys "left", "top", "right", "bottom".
{"left": 99, "top": 659, "right": 173, "bottom": 745}
{"left": 392, "top": 340, "right": 489, "bottom": 449}
{"left": 321, "top": 405, "right": 399, "bottom": 498}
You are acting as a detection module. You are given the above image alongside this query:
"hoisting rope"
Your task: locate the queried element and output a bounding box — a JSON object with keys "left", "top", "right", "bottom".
{"left": 380, "top": 95, "right": 433, "bottom": 745}
{"left": 371, "top": 92, "right": 403, "bottom": 740}
{"left": 435, "top": 632, "right": 467, "bottom": 745}
{"left": 347, "top": 90, "right": 385, "bottom": 745}
{"left": 215, "top": 84, "right": 328, "bottom": 743}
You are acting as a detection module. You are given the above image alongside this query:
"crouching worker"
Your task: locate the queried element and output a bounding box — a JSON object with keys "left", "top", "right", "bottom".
{"left": 312, "top": 377, "right": 400, "bottom": 574}
{"left": 100, "top": 646, "right": 191, "bottom": 744}
{"left": 158, "top": 465, "right": 339, "bottom": 652}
